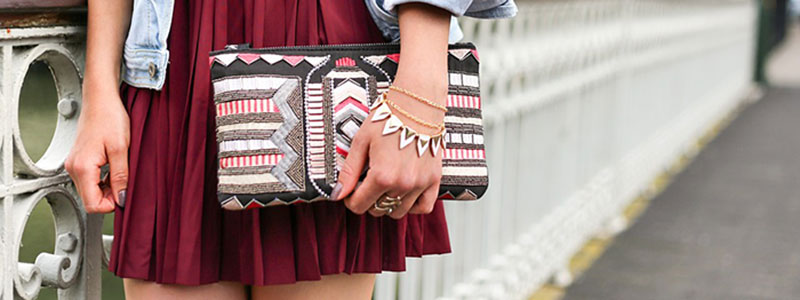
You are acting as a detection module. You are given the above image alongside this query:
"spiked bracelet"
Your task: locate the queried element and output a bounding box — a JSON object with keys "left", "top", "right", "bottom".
{"left": 370, "top": 93, "right": 446, "bottom": 157}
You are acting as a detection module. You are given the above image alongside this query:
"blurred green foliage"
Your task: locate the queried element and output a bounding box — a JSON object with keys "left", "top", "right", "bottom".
{"left": 18, "top": 62, "right": 125, "bottom": 300}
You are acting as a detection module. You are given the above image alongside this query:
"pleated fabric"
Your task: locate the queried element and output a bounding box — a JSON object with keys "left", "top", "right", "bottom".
{"left": 108, "top": 0, "right": 452, "bottom": 286}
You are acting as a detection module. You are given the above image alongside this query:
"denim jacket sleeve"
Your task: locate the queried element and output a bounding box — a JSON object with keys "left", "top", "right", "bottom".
{"left": 364, "top": 0, "right": 517, "bottom": 43}
{"left": 121, "top": 0, "right": 175, "bottom": 90}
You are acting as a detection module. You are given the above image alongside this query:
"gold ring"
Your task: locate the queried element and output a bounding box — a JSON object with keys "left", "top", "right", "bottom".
{"left": 372, "top": 194, "right": 402, "bottom": 214}
{"left": 377, "top": 195, "right": 402, "bottom": 208}
{"left": 372, "top": 201, "right": 396, "bottom": 214}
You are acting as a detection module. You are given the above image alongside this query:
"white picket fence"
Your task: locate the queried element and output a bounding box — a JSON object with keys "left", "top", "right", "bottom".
{"left": 0, "top": 0, "right": 757, "bottom": 299}
{"left": 374, "top": 0, "right": 757, "bottom": 299}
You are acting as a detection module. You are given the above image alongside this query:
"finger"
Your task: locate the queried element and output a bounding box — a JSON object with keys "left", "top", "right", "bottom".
{"left": 70, "top": 158, "right": 107, "bottom": 213}
{"left": 388, "top": 189, "right": 421, "bottom": 219}
{"left": 409, "top": 184, "right": 440, "bottom": 214}
{"left": 344, "top": 174, "right": 387, "bottom": 215}
{"left": 97, "top": 184, "right": 119, "bottom": 213}
{"left": 332, "top": 133, "right": 370, "bottom": 201}
{"left": 106, "top": 142, "right": 129, "bottom": 207}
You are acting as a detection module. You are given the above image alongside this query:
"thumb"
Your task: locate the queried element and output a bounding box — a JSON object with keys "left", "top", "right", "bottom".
{"left": 332, "top": 135, "right": 369, "bottom": 201}
{"left": 106, "top": 144, "right": 129, "bottom": 207}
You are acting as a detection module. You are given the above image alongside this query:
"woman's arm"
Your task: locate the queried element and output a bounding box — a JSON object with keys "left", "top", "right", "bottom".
{"left": 334, "top": 3, "right": 451, "bottom": 217}
{"left": 65, "top": 0, "right": 133, "bottom": 213}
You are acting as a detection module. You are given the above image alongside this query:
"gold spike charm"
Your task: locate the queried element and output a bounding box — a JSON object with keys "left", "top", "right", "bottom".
{"left": 382, "top": 115, "right": 403, "bottom": 135}
{"left": 371, "top": 102, "right": 392, "bottom": 122}
{"left": 430, "top": 135, "right": 442, "bottom": 156}
{"left": 399, "top": 127, "right": 417, "bottom": 149}
{"left": 416, "top": 134, "right": 431, "bottom": 157}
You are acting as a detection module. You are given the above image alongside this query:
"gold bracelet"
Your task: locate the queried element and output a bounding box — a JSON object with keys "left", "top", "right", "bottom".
{"left": 385, "top": 98, "right": 445, "bottom": 132}
{"left": 389, "top": 85, "right": 448, "bottom": 112}
{"left": 370, "top": 94, "right": 446, "bottom": 157}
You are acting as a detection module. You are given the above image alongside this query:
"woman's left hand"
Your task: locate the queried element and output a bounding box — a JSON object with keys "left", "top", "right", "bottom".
{"left": 331, "top": 73, "right": 447, "bottom": 218}
{"left": 330, "top": 2, "right": 451, "bottom": 218}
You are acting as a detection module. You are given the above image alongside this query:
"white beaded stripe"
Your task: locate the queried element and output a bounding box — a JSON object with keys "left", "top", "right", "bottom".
{"left": 325, "top": 69, "right": 370, "bottom": 78}
{"left": 444, "top": 133, "right": 484, "bottom": 145}
{"left": 216, "top": 99, "right": 280, "bottom": 116}
{"left": 219, "top": 139, "right": 277, "bottom": 152}
{"left": 217, "top": 122, "right": 282, "bottom": 132}
{"left": 444, "top": 116, "right": 483, "bottom": 126}
{"left": 307, "top": 85, "right": 327, "bottom": 180}
{"left": 448, "top": 73, "right": 480, "bottom": 88}
{"left": 219, "top": 154, "right": 284, "bottom": 168}
{"left": 213, "top": 76, "right": 288, "bottom": 95}
{"left": 449, "top": 73, "right": 462, "bottom": 86}
{"left": 442, "top": 166, "right": 487, "bottom": 177}
{"left": 218, "top": 173, "right": 280, "bottom": 185}
{"left": 443, "top": 149, "right": 486, "bottom": 160}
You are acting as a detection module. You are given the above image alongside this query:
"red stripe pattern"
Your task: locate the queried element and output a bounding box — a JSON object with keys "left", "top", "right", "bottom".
{"left": 443, "top": 149, "right": 486, "bottom": 160}
{"left": 446, "top": 94, "right": 482, "bottom": 109}
{"left": 335, "top": 57, "right": 356, "bottom": 67}
{"left": 220, "top": 154, "right": 284, "bottom": 168}
{"left": 216, "top": 99, "right": 280, "bottom": 117}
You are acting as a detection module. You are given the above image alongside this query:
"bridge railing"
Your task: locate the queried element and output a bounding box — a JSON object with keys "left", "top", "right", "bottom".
{"left": 0, "top": 0, "right": 757, "bottom": 299}
{"left": 375, "top": 0, "right": 757, "bottom": 299}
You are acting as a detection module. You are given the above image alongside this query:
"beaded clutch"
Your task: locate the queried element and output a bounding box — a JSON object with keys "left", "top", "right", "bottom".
{"left": 209, "top": 43, "right": 488, "bottom": 210}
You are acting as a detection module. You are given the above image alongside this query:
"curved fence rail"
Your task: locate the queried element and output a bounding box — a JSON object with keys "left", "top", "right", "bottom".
{"left": 0, "top": 0, "right": 756, "bottom": 299}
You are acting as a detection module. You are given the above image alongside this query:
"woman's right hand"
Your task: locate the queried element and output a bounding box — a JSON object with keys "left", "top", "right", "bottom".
{"left": 65, "top": 86, "right": 130, "bottom": 213}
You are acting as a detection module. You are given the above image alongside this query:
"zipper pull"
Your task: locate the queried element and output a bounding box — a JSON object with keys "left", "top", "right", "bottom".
{"left": 225, "top": 43, "right": 251, "bottom": 50}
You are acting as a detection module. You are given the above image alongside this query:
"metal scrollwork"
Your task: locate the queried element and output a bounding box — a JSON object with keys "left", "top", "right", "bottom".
{"left": 12, "top": 186, "right": 84, "bottom": 298}
{"left": 1, "top": 25, "right": 101, "bottom": 300}
{"left": 10, "top": 44, "right": 82, "bottom": 177}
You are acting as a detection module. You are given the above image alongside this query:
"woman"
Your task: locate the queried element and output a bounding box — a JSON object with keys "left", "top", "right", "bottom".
{"left": 65, "top": 0, "right": 514, "bottom": 299}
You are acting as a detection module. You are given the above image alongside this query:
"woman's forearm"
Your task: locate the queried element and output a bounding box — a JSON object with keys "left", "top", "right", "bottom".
{"left": 395, "top": 3, "right": 451, "bottom": 107}
{"left": 84, "top": 0, "right": 132, "bottom": 102}
{"left": 65, "top": 0, "right": 134, "bottom": 213}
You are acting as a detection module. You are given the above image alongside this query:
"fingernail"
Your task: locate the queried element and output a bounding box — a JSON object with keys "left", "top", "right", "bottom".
{"left": 118, "top": 189, "right": 127, "bottom": 208}
{"left": 330, "top": 183, "right": 342, "bottom": 201}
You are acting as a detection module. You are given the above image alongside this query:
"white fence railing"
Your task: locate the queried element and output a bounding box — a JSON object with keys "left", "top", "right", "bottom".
{"left": 0, "top": 25, "right": 102, "bottom": 299}
{"left": 0, "top": 0, "right": 756, "bottom": 299}
{"left": 374, "top": 0, "right": 757, "bottom": 299}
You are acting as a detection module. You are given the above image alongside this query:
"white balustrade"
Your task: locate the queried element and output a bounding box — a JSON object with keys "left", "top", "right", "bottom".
{"left": 375, "top": 0, "right": 757, "bottom": 299}
{"left": 0, "top": 25, "right": 106, "bottom": 300}
{"left": 0, "top": 0, "right": 757, "bottom": 299}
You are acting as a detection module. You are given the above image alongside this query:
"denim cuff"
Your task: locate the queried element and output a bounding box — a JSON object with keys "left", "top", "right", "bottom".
{"left": 121, "top": 46, "right": 169, "bottom": 90}
{"left": 383, "top": 0, "right": 472, "bottom": 16}
{"left": 366, "top": 0, "right": 465, "bottom": 43}
{"left": 464, "top": 0, "right": 517, "bottom": 18}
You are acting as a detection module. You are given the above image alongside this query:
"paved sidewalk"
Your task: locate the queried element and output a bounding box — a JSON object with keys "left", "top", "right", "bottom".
{"left": 563, "top": 86, "right": 800, "bottom": 300}
{"left": 564, "top": 19, "right": 800, "bottom": 300}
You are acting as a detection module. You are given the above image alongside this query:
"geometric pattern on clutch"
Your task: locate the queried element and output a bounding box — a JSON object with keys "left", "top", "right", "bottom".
{"left": 269, "top": 78, "right": 306, "bottom": 191}
{"left": 210, "top": 42, "right": 486, "bottom": 210}
{"left": 327, "top": 58, "right": 377, "bottom": 175}
{"left": 213, "top": 75, "right": 305, "bottom": 198}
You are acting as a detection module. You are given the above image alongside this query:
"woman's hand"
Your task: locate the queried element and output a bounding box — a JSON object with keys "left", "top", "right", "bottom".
{"left": 333, "top": 79, "right": 446, "bottom": 218}
{"left": 65, "top": 88, "right": 130, "bottom": 213}
{"left": 65, "top": 0, "right": 132, "bottom": 213}
{"left": 332, "top": 3, "right": 451, "bottom": 218}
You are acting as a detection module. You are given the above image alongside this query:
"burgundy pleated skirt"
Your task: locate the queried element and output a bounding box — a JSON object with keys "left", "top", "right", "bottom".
{"left": 108, "top": 0, "right": 451, "bottom": 286}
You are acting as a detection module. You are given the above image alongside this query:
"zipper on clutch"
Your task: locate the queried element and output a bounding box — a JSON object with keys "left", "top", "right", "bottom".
{"left": 212, "top": 42, "right": 475, "bottom": 56}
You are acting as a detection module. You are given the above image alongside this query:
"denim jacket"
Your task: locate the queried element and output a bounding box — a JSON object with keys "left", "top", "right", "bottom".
{"left": 122, "top": 0, "right": 516, "bottom": 90}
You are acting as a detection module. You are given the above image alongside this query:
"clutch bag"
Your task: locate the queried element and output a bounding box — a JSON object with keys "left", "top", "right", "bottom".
{"left": 209, "top": 42, "right": 488, "bottom": 210}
